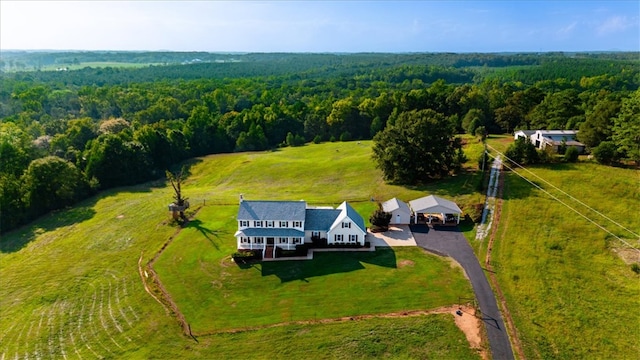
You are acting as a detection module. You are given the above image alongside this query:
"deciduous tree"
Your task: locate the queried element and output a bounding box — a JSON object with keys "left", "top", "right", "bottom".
{"left": 372, "top": 109, "right": 462, "bottom": 184}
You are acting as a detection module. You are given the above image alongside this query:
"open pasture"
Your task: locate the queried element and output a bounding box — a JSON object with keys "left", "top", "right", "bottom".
{"left": 491, "top": 161, "right": 640, "bottom": 359}
{"left": 1, "top": 141, "right": 483, "bottom": 358}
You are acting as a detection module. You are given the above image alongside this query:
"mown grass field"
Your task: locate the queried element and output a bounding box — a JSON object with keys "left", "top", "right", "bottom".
{"left": 0, "top": 140, "right": 483, "bottom": 359}
{"left": 490, "top": 161, "right": 640, "bottom": 359}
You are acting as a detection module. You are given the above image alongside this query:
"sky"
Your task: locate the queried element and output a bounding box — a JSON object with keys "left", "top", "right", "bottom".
{"left": 1, "top": 1, "right": 639, "bottom": 53}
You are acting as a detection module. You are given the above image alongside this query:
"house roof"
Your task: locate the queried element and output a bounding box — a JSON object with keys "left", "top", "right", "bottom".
{"left": 535, "top": 130, "right": 578, "bottom": 136}
{"left": 335, "top": 201, "right": 366, "bottom": 232}
{"left": 514, "top": 130, "right": 536, "bottom": 136}
{"left": 237, "top": 200, "right": 306, "bottom": 221}
{"left": 235, "top": 228, "right": 305, "bottom": 238}
{"left": 304, "top": 208, "right": 342, "bottom": 231}
{"left": 409, "top": 195, "right": 462, "bottom": 215}
{"left": 382, "top": 198, "right": 411, "bottom": 214}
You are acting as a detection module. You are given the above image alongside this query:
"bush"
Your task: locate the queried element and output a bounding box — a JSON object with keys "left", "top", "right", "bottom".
{"left": 564, "top": 146, "right": 579, "bottom": 162}
{"left": 505, "top": 137, "right": 539, "bottom": 165}
{"left": 232, "top": 250, "right": 261, "bottom": 263}
{"left": 592, "top": 141, "right": 620, "bottom": 165}
{"left": 339, "top": 131, "right": 352, "bottom": 142}
{"left": 370, "top": 206, "right": 392, "bottom": 232}
{"left": 313, "top": 135, "right": 322, "bottom": 144}
{"left": 631, "top": 263, "right": 640, "bottom": 274}
{"left": 537, "top": 148, "right": 555, "bottom": 164}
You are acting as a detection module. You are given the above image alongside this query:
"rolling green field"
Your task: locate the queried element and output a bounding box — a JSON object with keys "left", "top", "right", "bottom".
{"left": 491, "top": 162, "right": 640, "bottom": 359}
{"left": 0, "top": 141, "right": 481, "bottom": 359}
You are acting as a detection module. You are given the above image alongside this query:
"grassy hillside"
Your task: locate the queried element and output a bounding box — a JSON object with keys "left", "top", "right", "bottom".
{"left": 492, "top": 162, "right": 640, "bottom": 359}
{"left": 0, "top": 141, "right": 481, "bottom": 359}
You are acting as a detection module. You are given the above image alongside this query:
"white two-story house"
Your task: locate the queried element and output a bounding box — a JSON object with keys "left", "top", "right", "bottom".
{"left": 235, "top": 198, "right": 367, "bottom": 259}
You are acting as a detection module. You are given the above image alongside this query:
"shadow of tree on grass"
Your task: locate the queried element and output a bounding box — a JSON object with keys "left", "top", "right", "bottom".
{"left": 185, "top": 219, "right": 221, "bottom": 250}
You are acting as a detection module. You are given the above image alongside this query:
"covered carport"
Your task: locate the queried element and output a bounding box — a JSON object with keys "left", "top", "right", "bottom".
{"left": 409, "top": 195, "right": 462, "bottom": 224}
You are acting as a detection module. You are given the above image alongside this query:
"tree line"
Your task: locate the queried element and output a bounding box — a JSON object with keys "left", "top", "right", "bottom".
{"left": 0, "top": 53, "right": 638, "bottom": 233}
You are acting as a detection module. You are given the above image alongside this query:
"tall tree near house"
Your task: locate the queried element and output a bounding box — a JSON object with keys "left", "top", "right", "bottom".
{"left": 612, "top": 90, "right": 640, "bottom": 165}
{"left": 167, "top": 167, "right": 189, "bottom": 223}
{"left": 372, "top": 109, "right": 463, "bottom": 184}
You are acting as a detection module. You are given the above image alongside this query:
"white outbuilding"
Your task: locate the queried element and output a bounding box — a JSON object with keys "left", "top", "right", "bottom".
{"left": 381, "top": 198, "right": 412, "bottom": 225}
{"left": 409, "top": 195, "right": 462, "bottom": 224}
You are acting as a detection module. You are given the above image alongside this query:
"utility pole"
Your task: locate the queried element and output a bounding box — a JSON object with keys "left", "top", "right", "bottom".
{"left": 482, "top": 141, "right": 487, "bottom": 173}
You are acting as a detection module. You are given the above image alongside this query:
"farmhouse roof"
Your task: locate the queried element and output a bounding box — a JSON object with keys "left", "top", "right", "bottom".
{"left": 382, "top": 198, "right": 411, "bottom": 214}
{"left": 409, "top": 195, "right": 462, "bottom": 215}
{"left": 336, "top": 201, "right": 366, "bottom": 232}
{"left": 304, "top": 208, "right": 342, "bottom": 231}
{"left": 237, "top": 200, "right": 306, "bottom": 221}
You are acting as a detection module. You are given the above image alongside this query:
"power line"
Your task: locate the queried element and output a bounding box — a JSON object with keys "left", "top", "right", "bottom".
{"left": 487, "top": 144, "right": 640, "bottom": 239}
{"left": 484, "top": 150, "right": 640, "bottom": 254}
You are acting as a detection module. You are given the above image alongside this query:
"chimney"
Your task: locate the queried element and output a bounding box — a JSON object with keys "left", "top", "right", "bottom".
{"left": 239, "top": 194, "right": 244, "bottom": 203}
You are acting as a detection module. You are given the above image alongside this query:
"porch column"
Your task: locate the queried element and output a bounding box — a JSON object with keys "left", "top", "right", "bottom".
{"left": 457, "top": 213, "right": 460, "bottom": 224}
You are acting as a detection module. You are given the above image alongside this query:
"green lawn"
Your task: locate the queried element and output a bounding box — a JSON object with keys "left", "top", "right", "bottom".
{"left": 0, "top": 141, "right": 482, "bottom": 359}
{"left": 156, "top": 207, "right": 471, "bottom": 332}
{"left": 490, "top": 162, "right": 640, "bottom": 359}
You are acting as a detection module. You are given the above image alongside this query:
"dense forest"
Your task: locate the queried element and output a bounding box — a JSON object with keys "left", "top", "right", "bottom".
{"left": 1, "top": 52, "right": 638, "bottom": 233}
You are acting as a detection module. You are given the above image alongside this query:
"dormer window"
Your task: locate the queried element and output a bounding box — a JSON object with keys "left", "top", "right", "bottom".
{"left": 342, "top": 222, "right": 351, "bottom": 228}
{"left": 279, "top": 221, "right": 288, "bottom": 227}
{"left": 266, "top": 221, "right": 275, "bottom": 228}
{"left": 293, "top": 221, "right": 302, "bottom": 228}
{"left": 254, "top": 221, "right": 263, "bottom": 227}
{"left": 240, "top": 220, "right": 249, "bottom": 227}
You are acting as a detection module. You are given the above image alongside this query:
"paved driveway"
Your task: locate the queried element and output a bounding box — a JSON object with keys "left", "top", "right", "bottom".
{"left": 367, "top": 225, "right": 417, "bottom": 247}
{"left": 410, "top": 225, "right": 514, "bottom": 360}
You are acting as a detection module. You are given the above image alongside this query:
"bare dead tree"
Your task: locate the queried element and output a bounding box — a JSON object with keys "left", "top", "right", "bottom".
{"left": 167, "top": 167, "right": 189, "bottom": 224}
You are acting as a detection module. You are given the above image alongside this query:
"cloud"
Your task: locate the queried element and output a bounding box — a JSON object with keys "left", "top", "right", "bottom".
{"left": 596, "top": 15, "right": 636, "bottom": 35}
{"left": 557, "top": 21, "right": 578, "bottom": 37}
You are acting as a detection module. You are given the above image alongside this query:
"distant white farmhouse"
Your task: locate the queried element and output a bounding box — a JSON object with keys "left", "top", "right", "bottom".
{"left": 381, "top": 198, "right": 411, "bottom": 224}
{"left": 235, "top": 198, "right": 366, "bottom": 259}
{"left": 514, "top": 130, "right": 585, "bottom": 153}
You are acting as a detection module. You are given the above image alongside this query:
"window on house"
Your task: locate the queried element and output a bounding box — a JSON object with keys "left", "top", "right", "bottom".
{"left": 349, "top": 235, "right": 358, "bottom": 242}
{"left": 241, "top": 237, "right": 250, "bottom": 243}
{"left": 240, "top": 220, "right": 249, "bottom": 227}
{"left": 335, "top": 234, "right": 343, "bottom": 242}
{"left": 254, "top": 221, "right": 263, "bottom": 227}
{"left": 254, "top": 237, "right": 264, "bottom": 244}
{"left": 266, "top": 221, "right": 275, "bottom": 228}
{"left": 312, "top": 231, "right": 320, "bottom": 238}
{"left": 293, "top": 238, "right": 302, "bottom": 244}
{"left": 293, "top": 221, "right": 302, "bottom": 228}
{"left": 279, "top": 237, "right": 288, "bottom": 244}
{"left": 342, "top": 222, "right": 351, "bottom": 228}
{"left": 279, "top": 221, "right": 288, "bottom": 227}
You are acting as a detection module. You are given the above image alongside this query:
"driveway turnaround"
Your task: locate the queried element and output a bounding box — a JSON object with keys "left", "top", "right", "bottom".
{"left": 410, "top": 225, "right": 514, "bottom": 360}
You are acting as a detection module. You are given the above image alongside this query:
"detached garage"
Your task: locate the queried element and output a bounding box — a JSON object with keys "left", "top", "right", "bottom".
{"left": 382, "top": 198, "right": 411, "bottom": 224}
{"left": 409, "top": 195, "right": 462, "bottom": 224}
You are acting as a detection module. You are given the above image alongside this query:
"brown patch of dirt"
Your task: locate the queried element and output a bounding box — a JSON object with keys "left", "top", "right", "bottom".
{"left": 116, "top": 214, "right": 125, "bottom": 219}
{"left": 398, "top": 259, "right": 415, "bottom": 268}
{"left": 451, "top": 306, "right": 486, "bottom": 359}
{"left": 612, "top": 245, "right": 640, "bottom": 264}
